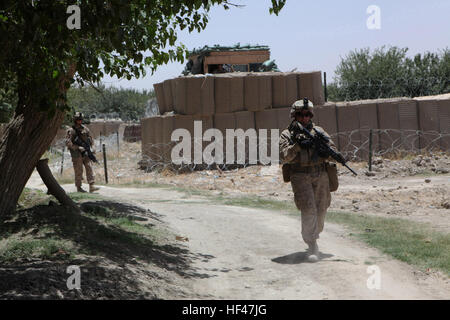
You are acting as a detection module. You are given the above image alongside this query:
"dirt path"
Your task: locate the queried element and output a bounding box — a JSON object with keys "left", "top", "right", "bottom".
{"left": 26, "top": 172, "right": 450, "bottom": 299}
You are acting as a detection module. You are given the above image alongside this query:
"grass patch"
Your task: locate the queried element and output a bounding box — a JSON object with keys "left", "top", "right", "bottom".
{"left": 1, "top": 197, "right": 171, "bottom": 264}
{"left": 0, "top": 238, "right": 74, "bottom": 262}
{"left": 326, "top": 211, "right": 450, "bottom": 275}
{"left": 91, "top": 215, "right": 164, "bottom": 242}
{"left": 68, "top": 192, "right": 106, "bottom": 202}
{"left": 18, "top": 188, "right": 53, "bottom": 209}
{"left": 107, "top": 181, "right": 210, "bottom": 198}
{"left": 216, "top": 194, "right": 297, "bottom": 213}
{"left": 109, "top": 181, "right": 172, "bottom": 189}
{"left": 171, "top": 186, "right": 211, "bottom": 198}
{"left": 208, "top": 193, "right": 450, "bottom": 276}
{"left": 55, "top": 177, "right": 74, "bottom": 185}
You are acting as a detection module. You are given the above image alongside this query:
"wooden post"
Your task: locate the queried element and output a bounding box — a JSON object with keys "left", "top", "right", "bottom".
{"left": 368, "top": 129, "right": 373, "bottom": 171}
{"left": 102, "top": 143, "right": 108, "bottom": 184}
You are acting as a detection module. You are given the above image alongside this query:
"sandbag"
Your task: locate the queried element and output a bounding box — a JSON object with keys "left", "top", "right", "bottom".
{"left": 163, "top": 79, "right": 173, "bottom": 112}
{"left": 153, "top": 82, "right": 166, "bottom": 115}
{"left": 244, "top": 73, "right": 272, "bottom": 111}
{"left": 272, "top": 72, "right": 298, "bottom": 108}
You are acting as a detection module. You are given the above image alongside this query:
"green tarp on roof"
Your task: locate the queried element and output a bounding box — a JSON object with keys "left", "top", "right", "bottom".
{"left": 189, "top": 43, "right": 270, "bottom": 56}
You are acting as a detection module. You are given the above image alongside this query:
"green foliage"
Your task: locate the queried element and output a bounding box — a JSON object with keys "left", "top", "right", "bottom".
{"left": 327, "top": 211, "right": 450, "bottom": 275}
{"left": 0, "top": 1, "right": 286, "bottom": 116}
{"left": 0, "top": 238, "right": 74, "bottom": 262}
{"left": 329, "top": 46, "right": 450, "bottom": 101}
{"left": 67, "top": 84, "right": 154, "bottom": 121}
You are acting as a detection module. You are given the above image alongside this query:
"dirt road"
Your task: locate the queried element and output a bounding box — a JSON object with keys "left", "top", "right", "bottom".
{"left": 26, "top": 172, "right": 450, "bottom": 300}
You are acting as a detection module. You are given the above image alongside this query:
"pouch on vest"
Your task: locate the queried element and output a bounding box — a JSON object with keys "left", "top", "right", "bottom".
{"left": 326, "top": 162, "right": 339, "bottom": 192}
{"left": 282, "top": 163, "right": 291, "bottom": 183}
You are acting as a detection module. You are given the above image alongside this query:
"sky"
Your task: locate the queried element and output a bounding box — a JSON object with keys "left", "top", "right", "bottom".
{"left": 101, "top": 0, "right": 450, "bottom": 91}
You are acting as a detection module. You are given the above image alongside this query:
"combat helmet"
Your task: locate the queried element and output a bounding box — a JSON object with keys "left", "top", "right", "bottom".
{"left": 73, "top": 112, "right": 83, "bottom": 122}
{"left": 290, "top": 98, "right": 314, "bottom": 118}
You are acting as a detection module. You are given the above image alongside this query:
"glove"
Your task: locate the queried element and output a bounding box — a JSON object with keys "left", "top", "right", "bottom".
{"left": 78, "top": 146, "right": 85, "bottom": 153}
{"left": 299, "top": 138, "right": 313, "bottom": 149}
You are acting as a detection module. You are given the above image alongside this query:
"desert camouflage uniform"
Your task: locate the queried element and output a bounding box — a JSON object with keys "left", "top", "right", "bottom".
{"left": 65, "top": 125, "right": 95, "bottom": 188}
{"left": 279, "top": 122, "right": 337, "bottom": 244}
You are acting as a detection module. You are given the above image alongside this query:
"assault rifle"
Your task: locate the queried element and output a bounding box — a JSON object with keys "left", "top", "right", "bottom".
{"left": 73, "top": 127, "right": 98, "bottom": 163}
{"left": 289, "top": 121, "right": 357, "bottom": 176}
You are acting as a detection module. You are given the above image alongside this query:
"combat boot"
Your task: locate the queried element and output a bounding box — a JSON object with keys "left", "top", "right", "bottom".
{"left": 77, "top": 186, "right": 87, "bottom": 193}
{"left": 307, "top": 241, "right": 319, "bottom": 262}
{"left": 89, "top": 183, "right": 100, "bottom": 193}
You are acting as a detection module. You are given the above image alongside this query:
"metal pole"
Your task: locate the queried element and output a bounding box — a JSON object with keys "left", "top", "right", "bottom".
{"left": 324, "top": 71, "right": 328, "bottom": 102}
{"left": 102, "top": 143, "right": 108, "bottom": 184}
{"left": 99, "top": 132, "right": 102, "bottom": 150}
{"left": 60, "top": 146, "right": 65, "bottom": 174}
{"left": 116, "top": 131, "right": 120, "bottom": 155}
{"left": 368, "top": 129, "right": 373, "bottom": 171}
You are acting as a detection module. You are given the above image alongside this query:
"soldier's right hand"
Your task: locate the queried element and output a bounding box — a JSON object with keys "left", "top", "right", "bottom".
{"left": 79, "top": 146, "right": 85, "bottom": 153}
{"left": 299, "top": 138, "right": 313, "bottom": 149}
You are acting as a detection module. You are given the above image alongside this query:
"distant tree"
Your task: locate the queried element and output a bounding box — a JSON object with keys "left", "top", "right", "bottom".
{"left": 403, "top": 49, "right": 450, "bottom": 97}
{"left": 328, "top": 46, "right": 450, "bottom": 101}
{"left": 0, "top": 0, "right": 287, "bottom": 214}
{"left": 67, "top": 85, "right": 154, "bottom": 121}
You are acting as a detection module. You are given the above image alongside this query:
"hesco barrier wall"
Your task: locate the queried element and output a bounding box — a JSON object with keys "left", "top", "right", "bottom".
{"left": 153, "top": 71, "right": 325, "bottom": 115}
{"left": 141, "top": 93, "right": 450, "bottom": 165}
{"left": 123, "top": 124, "right": 141, "bottom": 142}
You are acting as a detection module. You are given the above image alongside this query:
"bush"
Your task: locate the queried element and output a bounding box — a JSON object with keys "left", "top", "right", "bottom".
{"left": 328, "top": 46, "right": 450, "bottom": 101}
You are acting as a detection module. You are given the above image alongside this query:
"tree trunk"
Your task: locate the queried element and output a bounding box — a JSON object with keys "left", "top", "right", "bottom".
{"left": 0, "top": 106, "right": 66, "bottom": 214}
{"left": 36, "top": 159, "right": 81, "bottom": 213}
{"left": 0, "top": 66, "right": 75, "bottom": 215}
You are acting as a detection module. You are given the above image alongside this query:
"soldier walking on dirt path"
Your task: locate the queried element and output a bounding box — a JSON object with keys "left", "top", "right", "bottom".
{"left": 65, "top": 112, "right": 100, "bottom": 193}
{"left": 279, "top": 99, "right": 338, "bottom": 262}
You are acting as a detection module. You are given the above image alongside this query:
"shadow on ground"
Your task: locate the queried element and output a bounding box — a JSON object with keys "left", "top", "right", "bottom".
{"left": 0, "top": 200, "right": 214, "bottom": 299}
{"left": 272, "top": 251, "right": 334, "bottom": 264}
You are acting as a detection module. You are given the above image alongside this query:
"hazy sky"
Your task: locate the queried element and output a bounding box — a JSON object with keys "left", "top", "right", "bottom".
{"left": 101, "top": 0, "right": 450, "bottom": 91}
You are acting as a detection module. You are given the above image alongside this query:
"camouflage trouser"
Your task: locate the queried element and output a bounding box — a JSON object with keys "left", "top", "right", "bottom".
{"left": 72, "top": 156, "right": 95, "bottom": 187}
{"left": 290, "top": 170, "right": 331, "bottom": 244}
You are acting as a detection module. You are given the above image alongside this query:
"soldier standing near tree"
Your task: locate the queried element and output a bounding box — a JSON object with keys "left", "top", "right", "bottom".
{"left": 65, "top": 112, "right": 100, "bottom": 193}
